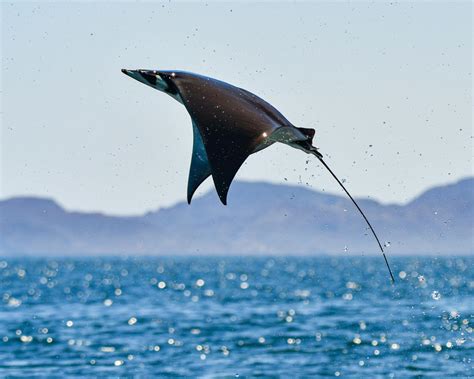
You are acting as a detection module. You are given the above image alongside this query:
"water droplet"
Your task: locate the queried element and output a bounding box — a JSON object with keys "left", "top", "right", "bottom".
{"left": 20, "top": 335, "right": 33, "bottom": 343}
{"left": 456, "top": 337, "right": 466, "bottom": 346}
{"left": 431, "top": 291, "right": 441, "bottom": 300}
{"left": 390, "top": 343, "right": 400, "bottom": 350}
{"left": 8, "top": 298, "right": 21, "bottom": 308}
{"left": 346, "top": 281, "right": 358, "bottom": 289}
{"left": 342, "top": 293, "right": 353, "bottom": 301}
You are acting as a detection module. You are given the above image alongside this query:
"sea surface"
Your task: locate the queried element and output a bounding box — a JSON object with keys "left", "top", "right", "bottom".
{"left": 0, "top": 256, "right": 472, "bottom": 378}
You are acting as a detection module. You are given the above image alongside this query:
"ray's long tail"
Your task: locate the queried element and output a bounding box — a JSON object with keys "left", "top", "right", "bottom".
{"left": 311, "top": 150, "right": 395, "bottom": 283}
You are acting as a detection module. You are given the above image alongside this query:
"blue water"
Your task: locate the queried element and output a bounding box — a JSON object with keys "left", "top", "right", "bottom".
{"left": 0, "top": 256, "right": 472, "bottom": 378}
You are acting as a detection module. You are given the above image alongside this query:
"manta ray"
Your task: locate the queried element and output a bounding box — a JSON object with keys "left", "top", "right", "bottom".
{"left": 122, "top": 69, "right": 394, "bottom": 282}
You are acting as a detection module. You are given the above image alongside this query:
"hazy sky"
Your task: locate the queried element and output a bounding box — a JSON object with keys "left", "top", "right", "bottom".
{"left": 1, "top": 1, "right": 472, "bottom": 215}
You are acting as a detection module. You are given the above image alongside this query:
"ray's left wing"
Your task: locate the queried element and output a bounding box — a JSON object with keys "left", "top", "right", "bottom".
{"left": 187, "top": 121, "right": 212, "bottom": 204}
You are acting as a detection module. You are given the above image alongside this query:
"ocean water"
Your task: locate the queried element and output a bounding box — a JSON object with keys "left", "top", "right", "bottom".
{"left": 0, "top": 256, "right": 472, "bottom": 378}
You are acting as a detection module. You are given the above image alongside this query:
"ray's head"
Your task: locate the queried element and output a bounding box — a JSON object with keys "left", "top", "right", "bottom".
{"left": 121, "top": 69, "right": 177, "bottom": 95}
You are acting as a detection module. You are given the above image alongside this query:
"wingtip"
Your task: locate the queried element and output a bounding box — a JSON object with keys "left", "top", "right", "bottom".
{"left": 219, "top": 196, "right": 228, "bottom": 206}
{"left": 212, "top": 178, "right": 230, "bottom": 206}
{"left": 187, "top": 190, "right": 194, "bottom": 205}
{"left": 217, "top": 190, "right": 228, "bottom": 205}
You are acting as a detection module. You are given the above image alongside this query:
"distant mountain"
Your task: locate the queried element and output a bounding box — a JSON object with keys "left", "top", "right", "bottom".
{"left": 0, "top": 178, "right": 472, "bottom": 256}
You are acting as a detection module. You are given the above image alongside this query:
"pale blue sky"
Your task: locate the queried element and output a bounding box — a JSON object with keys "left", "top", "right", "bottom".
{"left": 1, "top": 1, "right": 472, "bottom": 215}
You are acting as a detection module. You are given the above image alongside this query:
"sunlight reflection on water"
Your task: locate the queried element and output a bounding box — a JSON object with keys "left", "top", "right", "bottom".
{"left": 0, "top": 256, "right": 472, "bottom": 377}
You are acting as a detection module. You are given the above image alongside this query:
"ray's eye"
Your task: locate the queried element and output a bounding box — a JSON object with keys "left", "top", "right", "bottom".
{"left": 262, "top": 132, "right": 268, "bottom": 137}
